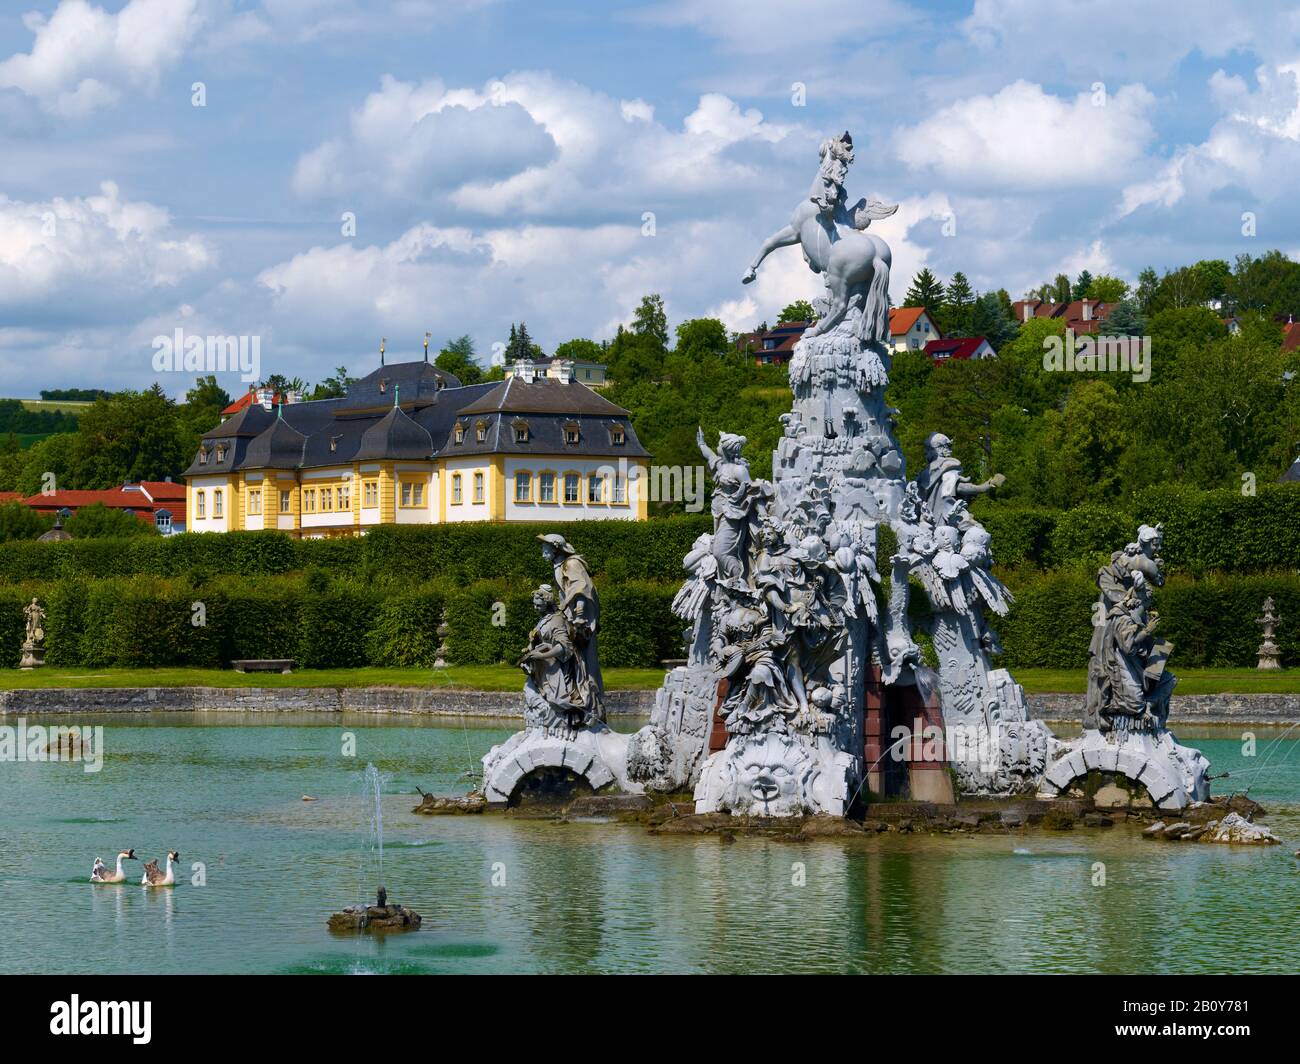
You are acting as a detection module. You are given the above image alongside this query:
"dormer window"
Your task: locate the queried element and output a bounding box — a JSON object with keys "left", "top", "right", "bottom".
{"left": 378, "top": 378, "right": 387, "bottom": 394}
{"left": 475, "top": 420, "right": 488, "bottom": 443}
{"left": 454, "top": 422, "right": 466, "bottom": 445}
{"left": 513, "top": 419, "right": 530, "bottom": 444}
{"left": 215, "top": 444, "right": 228, "bottom": 462}
{"left": 563, "top": 420, "right": 580, "bottom": 445}
{"left": 198, "top": 447, "right": 209, "bottom": 466}
{"left": 329, "top": 435, "right": 341, "bottom": 453}
{"left": 610, "top": 424, "right": 626, "bottom": 446}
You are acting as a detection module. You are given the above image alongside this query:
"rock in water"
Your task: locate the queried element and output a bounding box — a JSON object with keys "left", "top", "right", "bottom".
{"left": 1197, "top": 812, "right": 1281, "bottom": 846}
{"left": 412, "top": 793, "right": 486, "bottom": 815}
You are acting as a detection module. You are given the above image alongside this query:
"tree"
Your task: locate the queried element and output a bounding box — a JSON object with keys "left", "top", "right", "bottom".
{"left": 941, "top": 272, "right": 975, "bottom": 335}
{"left": 674, "top": 318, "right": 729, "bottom": 360}
{"left": 1087, "top": 275, "right": 1129, "bottom": 303}
{"left": 631, "top": 294, "right": 670, "bottom": 349}
{"left": 0, "top": 501, "right": 51, "bottom": 541}
{"left": 72, "top": 386, "right": 188, "bottom": 489}
{"left": 63, "top": 502, "right": 159, "bottom": 538}
{"left": 1051, "top": 273, "right": 1072, "bottom": 303}
{"left": 1135, "top": 267, "right": 1160, "bottom": 313}
{"left": 1104, "top": 299, "right": 1145, "bottom": 337}
{"left": 309, "top": 367, "right": 357, "bottom": 400}
{"left": 968, "top": 291, "right": 1018, "bottom": 350}
{"left": 553, "top": 338, "right": 605, "bottom": 363}
{"left": 435, "top": 335, "right": 484, "bottom": 385}
{"left": 1228, "top": 251, "right": 1300, "bottom": 319}
{"left": 778, "top": 300, "right": 816, "bottom": 324}
{"left": 1072, "top": 270, "right": 1094, "bottom": 300}
{"left": 904, "top": 268, "right": 945, "bottom": 313}
{"left": 504, "top": 322, "right": 543, "bottom": 363}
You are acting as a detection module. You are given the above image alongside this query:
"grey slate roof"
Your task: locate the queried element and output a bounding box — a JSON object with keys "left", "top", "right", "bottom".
{"left": 182, "top": 360, "right": 649, "bottom": 476}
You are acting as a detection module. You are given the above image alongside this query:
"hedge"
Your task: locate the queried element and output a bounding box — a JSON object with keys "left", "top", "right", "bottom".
{"left": 976, "top": 483, "right": 1300, "bottom": 573}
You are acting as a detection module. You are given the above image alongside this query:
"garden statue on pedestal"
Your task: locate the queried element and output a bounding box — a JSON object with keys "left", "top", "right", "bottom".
{"left": 1256, "top": 598, "right": 1282, "bottom": 670}
{"left": 20, "top": 597, "right": 46, "bottom": 670}
{"left": 1039, "top": 524, "right": 1210, "bottom": 811}
{"left": 482, "top": 536, "right": 637, "bottom": 805}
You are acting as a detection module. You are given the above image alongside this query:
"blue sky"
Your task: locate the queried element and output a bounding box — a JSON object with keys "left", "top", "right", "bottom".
{"left": 1, "top": 0, "right": 1298, "bottom": 397}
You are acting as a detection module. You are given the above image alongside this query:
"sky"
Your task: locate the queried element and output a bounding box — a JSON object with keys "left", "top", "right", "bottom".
{"left": 2, "top": 0, "right": 1300, "bottom": 398}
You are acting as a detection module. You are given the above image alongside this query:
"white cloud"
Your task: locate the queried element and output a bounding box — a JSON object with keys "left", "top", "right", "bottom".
{"left": 0, "top": 181, "right": 212, "bottom": 313}
{"left": 1118, "top": 61, "right": 1300, "bottom": 218}
{"left": 894, "top": 80, "right": 1157, "bottom": 190}
{"left": 293, "top": 71, "right": 805, "bottom": 217}
{"left": 0, "top": 0, "right": 204, "bottom": 117}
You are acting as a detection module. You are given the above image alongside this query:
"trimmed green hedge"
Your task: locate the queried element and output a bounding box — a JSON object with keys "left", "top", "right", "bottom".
{"left": 977, "top": 484, "right": 1300, "bottom": 572}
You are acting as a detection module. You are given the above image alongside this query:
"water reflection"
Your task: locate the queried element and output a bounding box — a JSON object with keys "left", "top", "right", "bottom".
{"left": 1, "top": 715, "right": 1297, "bottom": 974}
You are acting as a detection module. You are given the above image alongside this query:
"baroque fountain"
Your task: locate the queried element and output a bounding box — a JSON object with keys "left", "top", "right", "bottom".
{"left": 481, "top": 131, "right": 1212, "bottom": 820}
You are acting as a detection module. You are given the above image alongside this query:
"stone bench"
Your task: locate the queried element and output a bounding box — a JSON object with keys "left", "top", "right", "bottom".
{"left": 231, "top": 659, "right": 296, "bottom": 674}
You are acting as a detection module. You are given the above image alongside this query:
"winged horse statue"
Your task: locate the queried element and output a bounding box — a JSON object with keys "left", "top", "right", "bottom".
{"left": 742, "top": 132, "right": 898, "bottom": 345}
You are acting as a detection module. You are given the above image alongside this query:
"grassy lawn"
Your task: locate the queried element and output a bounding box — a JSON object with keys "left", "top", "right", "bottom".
{"left": 0, "top": 665, "right": 1294, "bottom": 694}
{"left": 0, "top": 665, "right": 668, "bottom": 691}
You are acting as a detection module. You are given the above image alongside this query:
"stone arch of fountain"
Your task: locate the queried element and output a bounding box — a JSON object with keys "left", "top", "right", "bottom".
{"left": 1035, "top": 731, "right": 1208, "bottom": 812}
{"left": 483, "top": 729, "right": 639, "bottom": 806}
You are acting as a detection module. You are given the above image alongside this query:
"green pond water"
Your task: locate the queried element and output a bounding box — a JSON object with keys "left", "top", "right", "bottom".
{"left": 1, "top": 713, "right": 1297, "bottom": 974}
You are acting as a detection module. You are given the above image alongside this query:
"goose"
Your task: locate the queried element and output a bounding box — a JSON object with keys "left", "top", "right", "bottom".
{"left": 90, "top": 850, "right": 137, "bottom": 883}
{"left": 142, "top": 851, "right": 180, "bottom": 887}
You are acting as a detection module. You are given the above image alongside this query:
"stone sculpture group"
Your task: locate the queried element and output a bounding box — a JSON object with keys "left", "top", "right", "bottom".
{"left": 481, "top": 130, "right": 1213, "bottom": 818}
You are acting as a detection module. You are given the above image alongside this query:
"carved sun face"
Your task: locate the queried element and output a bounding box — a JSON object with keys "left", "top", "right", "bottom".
{"left": 729, "top": 734, "right": 816, "bottom": 816}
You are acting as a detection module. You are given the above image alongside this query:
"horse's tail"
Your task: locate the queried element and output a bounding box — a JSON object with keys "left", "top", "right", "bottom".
{"left": 859, "top": 253, "right": 891, "bottom": 345}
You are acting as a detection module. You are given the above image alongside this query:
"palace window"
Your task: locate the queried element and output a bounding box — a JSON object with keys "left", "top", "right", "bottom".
{"left": 610, "top": 424, "right": 626, "bottom": 445}
{"left": 196, "top": 490, "right": 206, "bottom": 519}
{"left": 280, "top": 490, "right": 291, "bottom": 514}
{"left": 213, "top": 490, "right": 224, "bottom": 518}
{"left": 454, "top": 423, "right": 466, "bottom": 444}
{"left": 587, "top": 474, "right": 604, "bottom": 504}
{"left": 563, "top": 472, "right": 580, "bottom": 504}
{"left": 475, "top": 421, "right": 488, "bottom": 443}
{"left": 413, "top": 482, "right": 423, "bottom": 506}
{"left": 215, "top": 444, "right": 228, "bottom": 462}
{"left": 539, "top": 472, "right": 555, "bottom": 504}
{"left": 198, "top": 448, "right": 209, "bottom": 466}
{"left": 563, "top": 421, "right": 580, "bottom": 445}
{"left": 321, "top": 487, "right": 333, "bottom": 511}
{"left": 401, "top": 481, "right": 412, "bottom": 507}
{"left": 514, "top": 471, "right": 531, "bottom": 503}
{"left": 612, "top": 472, "right": 627, "bottom": 505}
{"left": 513, "top": 419, "right": 530, "bottom": 444}
{"left": 473, "top": 472, "right": 485, "bottom": 504}
{"left": 338, "top": 485, "right": 350, "bottom": 510}
{"left": 363, "top": 480, "right": 378, "bottom": 508}
{"left": 304, "top": 489, "right": 316, "bottom": 513}
{"left": 248, "top": 489, "right": 262, "bottom": 515}
{"left": 451, "top": 474, "right": 463, "bottom": 504}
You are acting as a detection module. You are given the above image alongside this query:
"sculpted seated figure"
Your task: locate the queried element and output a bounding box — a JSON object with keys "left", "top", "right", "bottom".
{"left": 519, "top": 584, "right": 602, "bottom": 740}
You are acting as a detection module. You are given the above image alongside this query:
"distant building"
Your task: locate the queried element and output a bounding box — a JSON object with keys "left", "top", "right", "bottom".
{"left": 738, "top": 321, "right": 812, "bottom": 365}
{"left": 1281, "top": 319, "right": 1300, "bottom": 352}
{"left": 1011, "top": 298, "right": 1117, "bottom": 334}
{"left": 21, "top": 481, "right": 187, "bottom": 534}
{"left": 504, "top": 357, "right": 608, "bottom": 388}
{"left": 222, "top": 387, "right": 302, "bottom": 420}
{"left": 888, "top": 307, "right": 940, "bottom": 352}
{"left": 1280, "top": 455, "right": 1300, "bottom": 483}
{"left": 924, "top": 336, "right": 996, "bottom": 361}
{"left": 183, "top": 357, "right": 650, "bottom": 536}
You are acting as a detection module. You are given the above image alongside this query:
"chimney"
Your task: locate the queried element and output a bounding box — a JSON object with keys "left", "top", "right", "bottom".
{"left": 1023, "top": 302, "right": 1032, "bottom": 323}
{"left": 256, "top": 387, "right": 275, "bottom": 410}
{"left": 553, "top": 360, "right": 575, "bottom": 383}
{"left": 515, "top": 360, "right": 537, "bottom": 383}
{"left": 285, "top": 390, "right": 302, "bottom": 405}
{"left": 1082, "top": 299, "right": 1092, "bottom": 322}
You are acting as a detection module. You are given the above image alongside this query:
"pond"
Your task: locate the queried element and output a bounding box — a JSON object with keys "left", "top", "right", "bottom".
{"left": 1, "top": 714, "right": 1296, "bottom": 974}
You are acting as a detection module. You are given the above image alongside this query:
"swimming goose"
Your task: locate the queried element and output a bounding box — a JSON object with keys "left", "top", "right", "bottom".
{"left": 90, "top": 850, "right": 137, "bottom": 883}
{"left": 142, "top": 851, "right": 179, "bottom": 887}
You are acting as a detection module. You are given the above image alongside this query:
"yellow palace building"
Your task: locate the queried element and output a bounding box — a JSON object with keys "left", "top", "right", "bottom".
{"left": 182, "top": 358, "right": 651, "bottom": 536}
